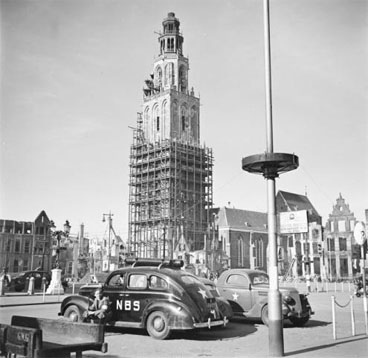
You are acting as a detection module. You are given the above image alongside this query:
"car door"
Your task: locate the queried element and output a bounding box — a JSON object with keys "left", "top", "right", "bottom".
{"left": 221, "top": 273, "right": 253, "bottom": 313}
{"left": 104, "top": 272, "right": 128, "bottom": 322}
{"left": 123, "top": 272, "right": 149, "bottom": 323}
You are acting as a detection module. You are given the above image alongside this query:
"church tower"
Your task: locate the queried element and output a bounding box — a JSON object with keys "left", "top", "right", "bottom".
{"left": 128, "top": 13, "right": 213, "bottom": 260}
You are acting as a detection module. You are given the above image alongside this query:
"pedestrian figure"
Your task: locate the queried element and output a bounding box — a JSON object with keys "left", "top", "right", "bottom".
{"left": 1, "top": 267, "right": 11, "bottom": 287}
{"left": 84, "top": 288, "right": 112, "bottom": 324}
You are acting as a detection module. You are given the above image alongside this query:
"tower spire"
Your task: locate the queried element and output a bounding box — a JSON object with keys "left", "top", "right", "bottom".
{"left": 159, "top": 12, "right": 184, "bottom": 55}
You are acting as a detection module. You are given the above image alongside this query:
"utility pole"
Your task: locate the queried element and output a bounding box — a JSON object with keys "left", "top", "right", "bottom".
{"left": 163, "top": 226, "right": 166, "bottom": 260}
{"left": 102, "top": 212, "right": 114, "bottom": 272}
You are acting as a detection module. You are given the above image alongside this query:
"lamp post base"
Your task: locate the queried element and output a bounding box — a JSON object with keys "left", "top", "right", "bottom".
{"left": 46, "top": 268, "right": 64, "bottom": 295}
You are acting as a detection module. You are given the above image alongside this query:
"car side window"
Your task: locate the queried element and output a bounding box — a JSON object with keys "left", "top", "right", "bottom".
{"left": 226, "top": 274, "right": 249, "bottom": 287}
{"left": 108, "top": 273, "right": 126, "bottom": 286}
{"left": 128, "top": 274, "right": 147, "bottom": 289}
{"left": 149, "top": 275, "right": 168, "bottom": 290}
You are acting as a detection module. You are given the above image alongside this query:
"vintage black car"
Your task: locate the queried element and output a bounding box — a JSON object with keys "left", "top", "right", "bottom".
{"left": 12, "top": 270, "right": 69, "bottom": 292}
{"left": 59, "top": 259, "right": 232, "bottom": 339}
{"left": 13, "top": 270, "right": 51, "bottom": 292}
{"left": 217, "top": 268, "right": 313, "bottom": 326}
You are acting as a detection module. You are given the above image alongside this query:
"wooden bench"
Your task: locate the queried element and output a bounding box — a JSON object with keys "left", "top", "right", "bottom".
{"left": 3, "top": 315, "right": 108, "bottom": 358}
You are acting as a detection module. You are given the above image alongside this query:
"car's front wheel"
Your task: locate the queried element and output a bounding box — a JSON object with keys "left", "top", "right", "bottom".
{"left": 64, "top": 305, "right": 83, "bottom": 322}
{"left": 289, "top": 316, "right": 309, "bottom": 327}
{"left": 146, "top": 311, "right": 171, "bottom": 340}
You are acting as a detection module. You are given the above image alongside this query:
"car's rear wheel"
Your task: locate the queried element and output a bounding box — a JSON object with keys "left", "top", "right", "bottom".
{"left": 146, "top": 311, "right": 171, "bottom": 340}
{"left": 261, "top": 305, "right": 269, "bottom": 326}
{"left": 64, "top": 305, "right": 83, "bottom": 322}
{"left": 289, "top": 316, "right": 309, "bottom": 327}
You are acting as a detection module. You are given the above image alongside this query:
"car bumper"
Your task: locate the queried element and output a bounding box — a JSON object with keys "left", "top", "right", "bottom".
{"left": 193, "top": 317, "right": 228, "bottom": 329}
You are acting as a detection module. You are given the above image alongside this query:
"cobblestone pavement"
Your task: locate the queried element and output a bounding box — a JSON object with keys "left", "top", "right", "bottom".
{"left": 0, "top": 291, "right": 367, "bottom": 357}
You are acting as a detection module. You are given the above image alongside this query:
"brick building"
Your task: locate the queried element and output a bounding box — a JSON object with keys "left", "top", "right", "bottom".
{"left": 0, "top": 211, "right": 53, "bottom": 274}
{"left": 276, "top": 190, "right": 323, "bottom": 279}
{"left": 324, "top": 193, "right": 357, "bottom": 279}
{"left": 214, "top": 207, "right": 268, "bottom": 272}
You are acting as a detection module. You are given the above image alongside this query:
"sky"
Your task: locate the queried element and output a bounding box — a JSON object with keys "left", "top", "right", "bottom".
{"left": 1, "top": 0, "right": 367, "bottom": 241}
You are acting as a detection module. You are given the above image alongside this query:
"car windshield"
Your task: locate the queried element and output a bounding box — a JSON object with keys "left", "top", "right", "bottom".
{"left": 249, "top": 272, "right": 269, "bottom": 285}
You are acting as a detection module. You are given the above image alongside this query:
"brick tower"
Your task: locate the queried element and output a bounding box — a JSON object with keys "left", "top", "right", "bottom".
{"left": 128, "top": 13, "right": 213, "bottom": 261}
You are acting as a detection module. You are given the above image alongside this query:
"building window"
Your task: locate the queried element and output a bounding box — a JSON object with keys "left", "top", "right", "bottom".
{"left": 15, "top": 239, "right": 21, "bottom": 253}
{"left": 156, "top": 116, "right": 160, "bottom": 131}
{"left": 349, "top": 220, "right": 355, "bottom": 232}
{"left": 13, "top": 259, "right": 19, "bottom": 272}
{"left": 23, "top": 259, "right": 28, "bottom": 271}
{"left": 288, "top": 236, "right": 294, "bottom": 247}
{"left": 24, "top": 240, "right": 30, "bottom": 253}
{"left": 237, "top": 238, "right": 244, "bottom": 267}
{"left": 6, "top": 238, "right": 11, "bottom": 252}
{"left": 338, "top": 220, "right": 346, "bottom": 232}
{"left": 339, "top": 237, "right": 347, "bottom": 251}
{"left": 312, "top": 242, "right": 318, "bottom": 254}
{"left": 327, "top": 237, "right": 335, "bottom": 251}
{"left": 254, "top": 238, "right": 263, "bottom": 268}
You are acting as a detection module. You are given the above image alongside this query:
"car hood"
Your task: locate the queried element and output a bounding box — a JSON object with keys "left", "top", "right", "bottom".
{"left": 252, "top": 284, "right": 300, "bottom": 295}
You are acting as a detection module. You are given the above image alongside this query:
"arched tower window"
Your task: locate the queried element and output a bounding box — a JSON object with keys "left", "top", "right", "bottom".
{"left": 153, "top": 105, "right": 159, "bottom": 134}
{"left": 164, "top": 63, "right": 174, "bottom": 87}
{"left": 172, "top": 100, "right": 178, "bottom": 137}
{"left": 162, "top": 100, "right": 168, "bottom": 138}
{"left": 155, "top": 66, "right": 162, "bottom": 90}
{"left": 180, "top": 104, "right": 188, "bottom": 132}
{"left": 179, "top": 65, "right": 187, "bottom": 93}
{"left": 143, "top": 106, "right": 150, "bottom": 135}
{"left": 190, "top": 105, "right": 197, "bottom": 138}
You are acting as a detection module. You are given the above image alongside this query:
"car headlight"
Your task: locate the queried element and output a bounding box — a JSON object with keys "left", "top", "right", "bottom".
{"left": 283, "top": 295, "right": 296, "bottom": 305}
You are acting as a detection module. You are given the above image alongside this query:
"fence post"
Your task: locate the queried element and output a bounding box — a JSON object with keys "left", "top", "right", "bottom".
{"left": 331, "top": 295, "right": 336, "bottom": 340}
{"left": 0, "top": 276, "right": 5, "bottom": 296}
{"left": 27, "top": 277, "right": 35, "bottom": 295}
{"left": 364, "top": 294, "right": 368, "bottom": 335}
{"left": 350, "top": 295, "right": 355, "bottom": 336}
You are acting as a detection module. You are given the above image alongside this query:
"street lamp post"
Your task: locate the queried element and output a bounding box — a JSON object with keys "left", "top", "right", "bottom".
{"left": 241, "top": 1, "right": 299, "bottom": 356}
{"left": 354, "top": 221, "right": 367, "bottom": 334}
{"left": 52, "top": 220, "right": 71, "bottom": 269}
{"left": 102, "top": 212, "right": 113, "bottom": 272}
{"left": 46, "top": 220, "right": 71, "bottom": 295}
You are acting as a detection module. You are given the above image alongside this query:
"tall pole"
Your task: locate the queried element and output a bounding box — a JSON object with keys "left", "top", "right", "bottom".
{"left": 103, "top": 212, "right": 114, "bottom": 272}
{"left": 163, "top": 226, "right": 166, "bottom": 259}
{"left": 243, "top": 2, "right": 298, "bottom": 355}
{"left": 263, "top": 0, "right": 284, "bottom": 356}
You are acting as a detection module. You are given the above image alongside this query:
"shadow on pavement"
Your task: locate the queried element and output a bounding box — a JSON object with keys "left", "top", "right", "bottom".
{"left": 106, "top": 321, "right": 256, "bottom": 341}
{"left": 283, "top": 319, "right": 330, "bottom": 329}
{"left": 285, "top": 335, "right": 368, "bottom": 356}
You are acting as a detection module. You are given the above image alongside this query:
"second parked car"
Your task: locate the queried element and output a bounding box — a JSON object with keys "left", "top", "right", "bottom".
{"left": 217, "top": 268, "right": 313, "bottom": 326}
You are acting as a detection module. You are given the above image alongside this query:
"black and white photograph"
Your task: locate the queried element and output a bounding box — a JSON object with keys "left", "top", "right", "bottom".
{"left": 1, "top": 1, "right": 367, "bottom": 357}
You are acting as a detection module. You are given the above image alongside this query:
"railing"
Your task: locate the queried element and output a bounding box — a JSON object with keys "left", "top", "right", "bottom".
{"left": 279, "top": 277, "right": 356, "bottom": 293}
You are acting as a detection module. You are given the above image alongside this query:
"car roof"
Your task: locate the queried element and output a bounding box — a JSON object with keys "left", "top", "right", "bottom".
{"left": 221, "top": 268, "right": 268, "bottom": 275}
{"left": 107, "top": 266, "right": 195, "bottom": 281}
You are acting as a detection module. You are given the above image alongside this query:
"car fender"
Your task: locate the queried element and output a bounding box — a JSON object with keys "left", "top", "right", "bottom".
{"left": 142, "top": 300, "right": 194, "bottom": 330}
{"left": 59, "top": 294, "right": 92, "bottom": 316}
